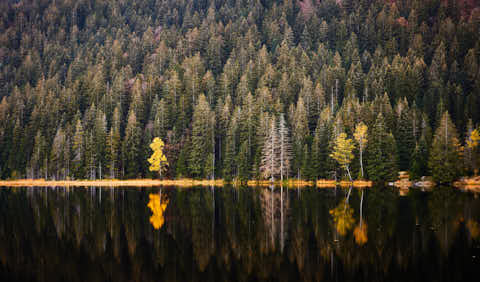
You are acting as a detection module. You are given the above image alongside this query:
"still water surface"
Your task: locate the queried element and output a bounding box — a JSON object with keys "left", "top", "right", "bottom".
{"left": 0, "top": 185, "right": 479, "bottom": 281}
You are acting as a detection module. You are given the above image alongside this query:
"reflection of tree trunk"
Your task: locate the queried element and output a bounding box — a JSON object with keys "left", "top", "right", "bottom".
{"left": 271, "top": 185, "right": 274, "bottom": 247}
{"left": 211, "top": 185, "right": 215, "bottom": 250}
{"left": 360, "top": 189, "right": 364, "bottom": 227}
{"left": 345, "top": 186, "right": 352, "bottom": 212}
{"left": 281, "top": 185, "right": 284, "bottom": 253}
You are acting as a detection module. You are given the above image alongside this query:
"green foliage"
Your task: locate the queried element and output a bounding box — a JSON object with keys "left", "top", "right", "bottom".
{"left": 0, "top": 0, "right": 479, "bottom": 181}
{"left": 330, "top": 133, "right": 356, "bottom": 181}
{"left": 428, "top": 112, "right": 463, "bottom": 183}
{"left": 410, "top": 134, "right": 429, "bottom": 180}
{"left": 190, "top": 94, "right": 215, "bottom": 179}
{"left": 366, "top": 114, "right": 398, "bottom": 182}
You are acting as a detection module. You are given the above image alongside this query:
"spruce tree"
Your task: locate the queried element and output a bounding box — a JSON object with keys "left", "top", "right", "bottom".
{"left": 261, "top": 117, "right": 280, "bottom": 181}
{"left": 190, "top": 94, "right": 214, "bottom": 178}
{"left": 428, "top": 111, "right": 463, "bottom": 183}
{"left": 366, "top": 114, "right": 398, "bottom": 182}
{"left": 237, "top": 141, "right": 250, "bottom": 182}
{"left": 123, "top": 109, "right": 142, "bottom": 178}
{"left": 72, "top": 119, "right": 85, "bottom": 179}
{"left": 396, "top": 104, "right": 415, "bottom": 170}
{"left": 410, "top": 134, "right": 429, "bottom": 180}
{"left": 278, "top": 114, "right": 292, "bottom": 181}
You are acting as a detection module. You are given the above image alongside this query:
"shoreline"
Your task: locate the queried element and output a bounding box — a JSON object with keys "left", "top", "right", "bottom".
{"left": 0, "top": 178, "right": 373, "bottom": 188}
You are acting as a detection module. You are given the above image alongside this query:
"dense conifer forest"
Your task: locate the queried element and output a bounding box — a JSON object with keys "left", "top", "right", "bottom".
{"left": 1, "top": 0, "right": 480, "bottom": 182}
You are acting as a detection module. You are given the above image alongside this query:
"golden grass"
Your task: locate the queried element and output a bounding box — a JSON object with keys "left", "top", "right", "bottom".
{"left": 0, "top": 178, "right": 372, "bottom": 188}
{"left": 0, "top": 178, "right": 224, "bottom": 187}
{"left": 316, "top": 179, "right": 373, "bottom": 188}
{"left": 245, "top": 179, "right": 314, "bottom": 187}
{"left": 454, "top": 176, "right": 480, "bottom": 190}
{"left": 393, "top": 180, "right": 413, "bottom": 189}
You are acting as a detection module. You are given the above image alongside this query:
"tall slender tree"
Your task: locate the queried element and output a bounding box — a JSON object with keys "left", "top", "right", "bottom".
{"left": 428, "top": 111, "right": 463, "bottom": 183}
{"left": 354, "top": 122, "right": 368, "bottom": 179}
{"left": 278, "top": 114, "right": 293, "bottom": 181}
{"left": 261, "top": 117, "right": 280, "bottom": 181}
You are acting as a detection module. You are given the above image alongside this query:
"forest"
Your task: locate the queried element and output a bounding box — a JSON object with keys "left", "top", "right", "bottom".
{"left": 1, "top": 0, "right": 480, "bottom": 183}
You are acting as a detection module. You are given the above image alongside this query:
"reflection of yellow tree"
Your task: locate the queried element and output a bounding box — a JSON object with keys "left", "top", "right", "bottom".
{"left": 329, "top": 199, "right": 355, "bottom": 236}
{"left": 147, "top": 193, "right": 169, "bottom": 230}
{"left": 354, "top": 223, "right": 368, "bottom": 245}
{"left": 467, "top": 220, "right": 479, "bottom": 239}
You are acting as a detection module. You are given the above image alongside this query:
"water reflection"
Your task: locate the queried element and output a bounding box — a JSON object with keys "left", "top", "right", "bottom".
{"left": 147, "top": 191, "right": 169, "bottom": 230}
{"left": 0, "top": 185, "right": 479, "bottom": 281}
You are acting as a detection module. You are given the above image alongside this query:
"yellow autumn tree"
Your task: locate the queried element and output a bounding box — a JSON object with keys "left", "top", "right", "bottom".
{"left": 330, "top": 133, "right": 356, "bottom": 181}
{"left": 147, "top": 193, "right": 169, "bottom": 230}
{"left": 467, "top": 128, "right": 480, "bottom": 149}
{"left": 354, "top": 122, "right": 368, "bottom": 179}
{"left": 147, "top": 137, "right": 168, "bottom": 178}
{"left": 466, "top": 128, "right": 480, "bottom": 174}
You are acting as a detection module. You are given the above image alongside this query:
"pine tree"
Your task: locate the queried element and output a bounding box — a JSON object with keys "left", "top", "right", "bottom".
{"left": 396, "top": 103, "right": 415, "bottom": 170}
{"left": 278, "top": 114, "right": 293, "bottom": 181}
{"left": 237, "top": 140, "right": 250, "bottom": 182}
{"left": 94, "top": 109, "right": 107, "bottom": 179}
{"left": 301, "top": 143, "right": 314, "bottom": 180}
{"left": 153, "top": 98, "right": 169, "bottom": 139}
{"left": 190, "top": 94, "right": 214, "bottom": 178}
{"left": 51, "top": 127, "right": 66, "bottom": 180}
{"left": 223, "top": 121, "right": 237, "bottom": 181}
{"left": 106, "top": 127, "right": 121, "bottom": 179}
{"left": 292, "top": 97, "right": 309, "bottom": 177}
{"left": 428, "top": 111, "right": 463, "bottom": 183}
{"left": 72, "top": 118, "right": 85, "bottom": 179}
{"left": 123, "top": 109, "right": 142, "bottom": 178}
{"left": 30, "top": 130, "right": 46, "bottom": 179}
{"left": 410, "top": 134, "right": 429, "bottom": 180}
{"left": 85, "top": 132, "right": 97, "bottom": 180}
{"left": 261, "top": 117, "right": 280, "bottom": 181}
{"left": 312, "top": 110, "right": 335, "bottom": 179}
{"left": 366, "top": 114, "right": 398, "bottom": 182}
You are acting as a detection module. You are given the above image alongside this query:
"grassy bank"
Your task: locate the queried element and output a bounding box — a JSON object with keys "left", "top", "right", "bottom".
{"left": 0, "top": 178, "right": 373, "bottom": 188}
{"left": 0, "top": 179, "right": 225, "bottom": 187}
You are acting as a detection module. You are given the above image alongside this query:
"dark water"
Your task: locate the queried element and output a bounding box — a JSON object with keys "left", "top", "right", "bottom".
{"left": 0, "top": 185, "right": 479, "bottom": 282}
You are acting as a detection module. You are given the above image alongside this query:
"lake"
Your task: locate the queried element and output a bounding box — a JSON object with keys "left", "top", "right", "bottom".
{"left": 0, "top": 185, "right": 479, "bottom": 281}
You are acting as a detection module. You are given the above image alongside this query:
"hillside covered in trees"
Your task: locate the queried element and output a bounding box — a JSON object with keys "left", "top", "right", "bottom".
{"left": 1, "top": 0, "right": 480, "bottom": 182}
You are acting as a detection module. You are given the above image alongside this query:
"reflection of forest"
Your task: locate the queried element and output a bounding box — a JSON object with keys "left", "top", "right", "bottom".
{"left": 0, "top": 186, "right": 479, "bottom": 281}
{"left": 260, "top": 186, "right": 290, "bottom": 253}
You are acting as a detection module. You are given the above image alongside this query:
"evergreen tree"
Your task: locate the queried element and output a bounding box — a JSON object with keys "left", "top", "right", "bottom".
{"left": 29, "top": 130, "right": 46, "bottom": 179}
{"left": 123, "top": 109, "right": 142, "bottom": 178}
{"left": 261, "top": 117, "right": 280, "bottom": 181}
{"left": 428, "top": 111, "right": 463, "bottom": 183}
{"left": 312, "top": 110, "right": 335, "bottom": 179}
{"left": 366, "top": 114, "right": 398, "bottom": 182}
{"left": 237, "top": 140, "right": 250, "bottom": 182}
{"left": 395, "top": 103, "right": 415, "bottom": 170}
{"left": 190, "top": 94, "right": 214, "bottom": 178}
{"left": 51, "top": 127, "right": 66, "bottom": 180}
{"left": 106, "top": 127, "right": 121, "bottom": 179}
{"left": 410, "top": 134, "right": 429, "bottom": 180}
{"left": 278, "top": 114, "right": 293, "bottom": 181}
{"left": 72, "top": 119, "right": 85, "bottom": 179}
{"left": 223, "top": 118, "right": 238, "bottom": 181}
